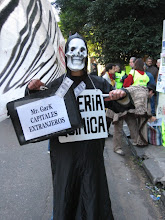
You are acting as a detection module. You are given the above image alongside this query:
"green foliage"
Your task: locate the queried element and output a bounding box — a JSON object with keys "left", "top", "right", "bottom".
{"left": 55, "top": 0, "right": 91, "bottom": 38}
{"left": 55, "top": 0, "right": 165, "bottom": 64}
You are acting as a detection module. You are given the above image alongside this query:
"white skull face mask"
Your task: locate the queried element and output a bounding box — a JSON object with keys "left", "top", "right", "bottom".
{"left": 65, "top": 38, "right": 87, "bottom": 72}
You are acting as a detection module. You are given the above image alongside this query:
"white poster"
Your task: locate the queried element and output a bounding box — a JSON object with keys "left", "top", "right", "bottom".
{"left": 156, "top": 53, "right": 165, "bottom": 93}
{"left": 59, "top": 89, "right": 108, "bottom": 143}
{"left": 17, "top": 96, "right": 71, "bottom": 140}
{"left": 0, "top": 0, "right": 65, "bottom": 122}
{"left": 156, "top": 92, "right": 165, "bottom": 119}
{"left": 156, "top": 21, "right": 165, "bottom": 93}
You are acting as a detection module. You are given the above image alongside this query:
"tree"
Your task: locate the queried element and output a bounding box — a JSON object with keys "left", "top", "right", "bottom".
{"left": 55, "top": 0, "right": 91, "bottom": 38}
{"left": 55, "top": 0, "right": 165, "bottom": 64}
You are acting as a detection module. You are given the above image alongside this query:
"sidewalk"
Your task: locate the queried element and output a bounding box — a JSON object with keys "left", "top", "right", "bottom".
{"left": 125, "top": 132, "right": 165, "bottom": 206}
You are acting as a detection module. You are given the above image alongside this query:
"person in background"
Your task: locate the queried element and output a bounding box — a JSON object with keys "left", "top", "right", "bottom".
{"left": 103, "top": 63, "right": 116, "bottom": 87}
{"left": 103, "top": 63, "right": 116, "bottom": 136}
{"left": 115, "top": 64, "right": 127, "bottom": 89}
{"left": 123, "top": 58, "right": 150, "bottom": 88}
{"left": 112, "top": 58, "right": 150, "bottom": 155}
{"left": 145, "top": 57, "right": 158, "bottom": 82}
{"left": 90, "top": 63, "right": 98, "bottom": 76}
{"left": 125, "top": 57, "right": 136, "bottom": 75}
{"left": 144, "top": 63, "right": 156, "bottom": 115}
{"left": 144, "top": 63, "right": 155, "bottom": 85}
{"left": 145, "top": 57, "right": 158, "bottom": 116}
{"left": 129, "top": 57, "right": 136, "bottom": 69}
{"left": 112, "top": 81, "right": 155, "bottom": 156}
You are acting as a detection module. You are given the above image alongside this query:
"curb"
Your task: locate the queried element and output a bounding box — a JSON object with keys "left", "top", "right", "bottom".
{"left": 142, "top": 159, "right": 164, "bottom": 185}
{"left": 162, "top": 191, "right": 165, "bottom": 206}
{"left": 124, "top": 134, "right": 165, "bottom": 206}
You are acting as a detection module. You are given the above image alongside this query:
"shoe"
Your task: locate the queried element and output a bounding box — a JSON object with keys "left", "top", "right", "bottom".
{"left": 114, "top": 149, "right": 125, "bottom": 156}
{"left": 132, "top": 142, "right": 137, "bottom": 146}
{"left": 136, "top": 145, "right": 147, "bottom": 148}
{"left": 47, "top": 151, "right": 50, "bottom": 154}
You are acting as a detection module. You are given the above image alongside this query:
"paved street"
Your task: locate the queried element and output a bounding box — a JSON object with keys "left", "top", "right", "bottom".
{"left": 0, "top": 119, "right": 53, "bottom": 220}
{"left": 0, "top": 118, "right": 165, "bottom": 220}
{"left": 104, "top": 136, "right": 165, "bottom": 220}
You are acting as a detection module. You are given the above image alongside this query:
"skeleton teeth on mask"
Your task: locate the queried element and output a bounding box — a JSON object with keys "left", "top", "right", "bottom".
{"left": 65, "top": 38, "right": 87, "bottom": 72}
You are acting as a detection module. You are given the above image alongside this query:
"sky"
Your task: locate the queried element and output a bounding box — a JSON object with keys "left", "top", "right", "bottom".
{"left": 48, "top": 0, "right": 60, "bottom": 22}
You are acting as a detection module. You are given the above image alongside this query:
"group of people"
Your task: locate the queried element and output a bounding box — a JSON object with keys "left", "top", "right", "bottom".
{"left": 98, "top": 56, "right": 159, "bottom": 156}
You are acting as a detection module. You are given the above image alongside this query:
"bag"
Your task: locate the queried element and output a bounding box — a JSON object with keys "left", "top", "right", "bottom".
{"left": 148, "top": 125, "right": 162, "bottom": 146}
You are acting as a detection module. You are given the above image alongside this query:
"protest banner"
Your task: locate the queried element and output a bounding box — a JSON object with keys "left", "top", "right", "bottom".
{"left": 156, "top": 20, "right": 165, "bottom": 121}
{"left": 156, "top": 52, "right": 165, "bottom": 93}
{"left": 156, "top": 93, "right": 165, "bottom": 120}
{"left": 59, "top": 89, "right": 108, "bottom": 143}
{"left": 0, "top": 0, "right": 65, "bottom": 122}
{"left": 156, "top": 20, "right": 165, "bottom": 93}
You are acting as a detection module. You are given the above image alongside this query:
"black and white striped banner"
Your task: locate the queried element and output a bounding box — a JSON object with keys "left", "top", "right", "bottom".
{"left": 0, "top": 0, "right": 65, "bottom": 122}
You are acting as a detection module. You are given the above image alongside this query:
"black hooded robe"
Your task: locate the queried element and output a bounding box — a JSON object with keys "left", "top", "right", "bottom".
{"left": 47, "top": 73, "right": 133, "bottom": 220}
{"left": 25, "top": 33, "right": 134, "bottom": 220}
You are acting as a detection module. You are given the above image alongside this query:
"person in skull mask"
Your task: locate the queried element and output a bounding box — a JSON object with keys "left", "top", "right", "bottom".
{"left": 27, "top": 33, "right": 134, "bottom": 220}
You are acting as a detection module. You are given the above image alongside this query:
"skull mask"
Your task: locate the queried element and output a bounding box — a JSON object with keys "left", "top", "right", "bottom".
{"left": 65, "top": 38, "right": 87, "bottom": 72}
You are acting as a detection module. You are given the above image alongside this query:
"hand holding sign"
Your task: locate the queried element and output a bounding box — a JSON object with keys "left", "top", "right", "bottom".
{"left": 28, "top": 79, "right": 45, "bottom": 91}
{"left": 104, "top": 89, "right": 126, "bottom": 101}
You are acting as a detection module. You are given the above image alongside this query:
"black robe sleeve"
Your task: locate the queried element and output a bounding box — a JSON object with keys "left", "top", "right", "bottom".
{"left": 25, "top": 74, "right": 134, "bottom": 113}
{"left": 87, "top": 75, "right": 135, "bottom": 113}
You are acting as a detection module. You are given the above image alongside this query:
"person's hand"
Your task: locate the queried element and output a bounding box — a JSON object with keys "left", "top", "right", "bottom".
{"left": 149, "top": 116, "right": 157, "bottom": 122}
{"left": 28, "top": 79, "right": 45, "bottom": 90}
{"left": 104, "top": 89, "right": 126, "bottom": 101}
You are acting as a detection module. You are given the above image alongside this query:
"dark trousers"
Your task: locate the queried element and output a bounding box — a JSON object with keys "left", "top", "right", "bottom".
{"left": 150, "top": 94, "right": 156, "bottom": 115}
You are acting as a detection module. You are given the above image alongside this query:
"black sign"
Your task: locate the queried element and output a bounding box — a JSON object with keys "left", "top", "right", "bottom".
{"left": 7, "top": 86, "right": 83, "bottom": 145}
